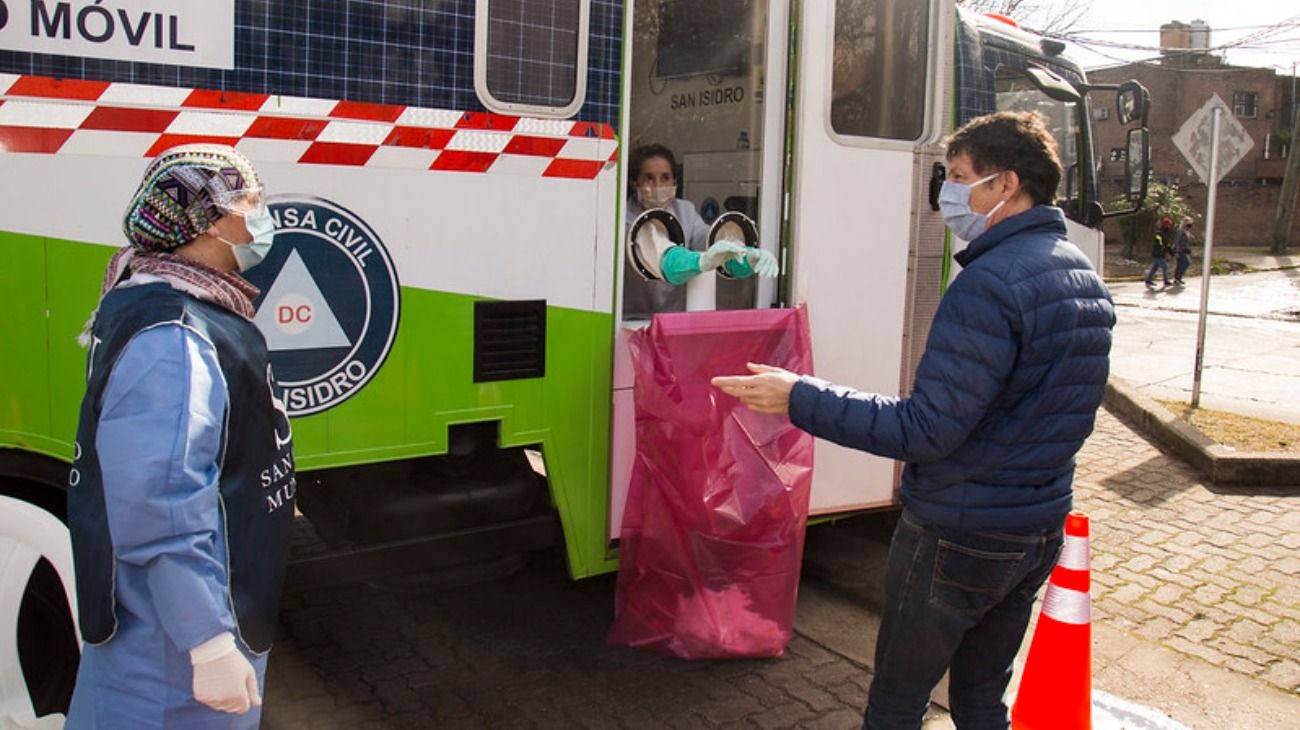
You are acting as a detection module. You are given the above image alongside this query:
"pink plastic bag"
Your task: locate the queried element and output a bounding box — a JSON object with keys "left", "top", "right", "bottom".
{"left": 607, "top": 306, "right": 814, "bottom": 659}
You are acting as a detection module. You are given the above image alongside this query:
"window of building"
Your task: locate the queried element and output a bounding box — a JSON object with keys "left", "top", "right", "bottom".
{"left": 1110, "top": 147, "right": 1126, "bottom": 162}
{"left": 1232, "top": 91, "right": 1257, "bottom": 118}
{"left": 474, "top": 0, "right": 590, "bottom": 118}
{"left": 830, "top": 0, "right": 931, "bottom": 141}
{"left": 1093, "top": 106, "right": 1109, "bottom": 121}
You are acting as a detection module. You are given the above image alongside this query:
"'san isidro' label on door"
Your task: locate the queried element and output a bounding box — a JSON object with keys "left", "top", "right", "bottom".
{"left": 246, "top": 196, "right": 400, "bottom": 417}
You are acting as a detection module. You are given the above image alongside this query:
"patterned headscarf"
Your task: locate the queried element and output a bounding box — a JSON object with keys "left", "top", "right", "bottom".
{"left": 123, "top": 143, "right": 262, "bottom": 251}
{"left": 81, "top": 144, "right": 265, "bottom": 344}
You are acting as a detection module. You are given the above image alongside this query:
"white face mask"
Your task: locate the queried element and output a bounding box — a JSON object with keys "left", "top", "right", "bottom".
{"left": 938, "top": 172, "right": 1006, "bottom": 242}
{"left": 636, "top": 185, "right": 676, "bottom": 210}
{"left": 215, "top": 211, "right": 276, "bottom": 272}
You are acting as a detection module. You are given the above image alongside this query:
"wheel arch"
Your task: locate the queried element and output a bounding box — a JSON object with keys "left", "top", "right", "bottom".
{"left": 0, "top": 447, "right": 79, "bottom": 721}
{"left": 0, "top": 448, "right": 70, "bottom": 522}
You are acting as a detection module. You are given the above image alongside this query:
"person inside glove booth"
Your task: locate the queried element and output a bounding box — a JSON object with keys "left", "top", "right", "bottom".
{"left": 622, "top": 143, "right": 777, "bottom": 319}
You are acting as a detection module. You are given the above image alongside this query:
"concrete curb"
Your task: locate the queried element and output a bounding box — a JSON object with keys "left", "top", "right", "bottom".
{"left": 1103, "top": 377, "right": 1300, "bottom": 486}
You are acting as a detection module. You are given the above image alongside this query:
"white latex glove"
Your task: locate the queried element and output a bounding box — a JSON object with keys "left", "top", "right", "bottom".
{"left": 190, "top": 632, "right": 261, "bottom": 714}
{"left": 746, "top": 248, "right": 779, "bottom": 278}
{"left": 697, "top": 240, "right": 749, "bottom": 272}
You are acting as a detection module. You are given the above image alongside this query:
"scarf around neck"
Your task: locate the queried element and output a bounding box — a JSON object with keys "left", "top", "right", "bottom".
{"left": 79, "top": 247, "right": 261, "bottom": 346}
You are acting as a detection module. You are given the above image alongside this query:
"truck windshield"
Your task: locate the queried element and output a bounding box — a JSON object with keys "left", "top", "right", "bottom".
{"left": 994, "top": 66, "right": 1081, "bottom": 211}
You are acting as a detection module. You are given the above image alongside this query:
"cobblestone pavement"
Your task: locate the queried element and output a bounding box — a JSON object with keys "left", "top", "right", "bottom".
{"left": 262, "top": 554, "right": 871, "bottom": 729}
{"left": 1075, "top": 408, "right": 1300, "bottom": 694}
{"left": 262, "top": 406, "right": 1300, "bottom": 727}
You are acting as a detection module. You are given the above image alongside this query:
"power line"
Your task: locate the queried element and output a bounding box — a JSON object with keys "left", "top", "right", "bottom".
{"left": 1067, "top": 36, "right": 1300, "bottom": 53}
{"left": 1037, "top": 13, "right": 1300, "bottom": 70}
{"left": 1071, "top": 22, "right": 1300, "bottom": 35}
{"left": 1053, "top": 14, "right": 1300, "bottom": 51}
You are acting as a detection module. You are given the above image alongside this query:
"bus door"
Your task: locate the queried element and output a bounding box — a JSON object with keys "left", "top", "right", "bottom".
{"left": 609, "top": 0, "right": 791, "bottom": 539}
{"left": 787, "top": 0, "right": 952, "bottom": 514}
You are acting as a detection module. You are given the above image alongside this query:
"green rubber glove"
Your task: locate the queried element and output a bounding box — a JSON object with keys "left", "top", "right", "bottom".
{"left": 660, "top": 241, "right": 748, "bottom": 285}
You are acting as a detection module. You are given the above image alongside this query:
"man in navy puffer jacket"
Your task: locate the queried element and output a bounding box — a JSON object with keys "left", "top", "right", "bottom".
{"left": 714, "top": 111, "right": 1115, "bottom": 730}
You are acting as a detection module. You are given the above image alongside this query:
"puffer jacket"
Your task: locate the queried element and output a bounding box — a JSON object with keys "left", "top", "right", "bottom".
{"left": 788, "top": 205, "right": 1115, "bottom": 531}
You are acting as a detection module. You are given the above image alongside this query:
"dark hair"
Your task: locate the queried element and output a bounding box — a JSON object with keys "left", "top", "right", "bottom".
{"left": 628, "top": 144, "right": 676, "bottom": 187}
{"left": 943, "top": 111, "right": 1062, "bottom": 206}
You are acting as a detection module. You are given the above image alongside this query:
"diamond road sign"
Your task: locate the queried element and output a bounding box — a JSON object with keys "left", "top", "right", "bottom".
{"left": 1172, "top": 94, "right": 1254, "bottom": 185}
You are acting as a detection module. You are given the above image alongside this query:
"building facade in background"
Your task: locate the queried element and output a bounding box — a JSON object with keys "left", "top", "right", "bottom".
{"left": 1091, "top": 20, "right": 1299, "bottom": 247}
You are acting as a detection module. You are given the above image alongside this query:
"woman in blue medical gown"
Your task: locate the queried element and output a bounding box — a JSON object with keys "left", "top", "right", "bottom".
{"left": 66, "top": 144, "right": 295, "bottom": 729}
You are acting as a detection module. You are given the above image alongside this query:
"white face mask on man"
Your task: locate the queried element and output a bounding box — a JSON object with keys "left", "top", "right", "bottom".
{"left": 636, "top": 185, "right": 677, "bottom": 210}
{"left": 937, "top": 172, "right": 1006, "bottom": 242}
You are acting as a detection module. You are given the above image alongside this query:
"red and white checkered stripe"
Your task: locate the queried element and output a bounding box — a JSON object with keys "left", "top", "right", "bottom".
{"left": 0, "top": 74, "right": 619, "bottom": 179}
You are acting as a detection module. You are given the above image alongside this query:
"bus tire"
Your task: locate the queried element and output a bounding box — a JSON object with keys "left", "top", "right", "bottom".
{"left": 0, "top": 492, "right": 80, "bottom": 723}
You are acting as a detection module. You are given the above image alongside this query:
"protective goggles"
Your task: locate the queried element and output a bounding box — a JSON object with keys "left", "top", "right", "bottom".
{"left": 209, "top": 187, "right": 267, "bottom": 218}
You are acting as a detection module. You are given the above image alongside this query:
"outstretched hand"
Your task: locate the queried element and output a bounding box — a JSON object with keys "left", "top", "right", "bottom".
{"left": 711, "top": 363, "right": 800, "bottom": 415}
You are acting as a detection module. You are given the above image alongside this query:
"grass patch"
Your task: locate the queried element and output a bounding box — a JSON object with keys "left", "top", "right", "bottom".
{"left": 1209, "top": 258, "right": 1252, "bottom": 275}
{"left": 1157, "top": 400, "right": 1300, "bottom": 453}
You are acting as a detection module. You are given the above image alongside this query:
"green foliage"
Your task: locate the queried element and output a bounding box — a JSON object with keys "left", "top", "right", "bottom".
{"left": 1107, "top": 181, "right": 1197, "bottom": 257}
{"left": 1210, "top": 258, "right": 1251, "bottom": 275}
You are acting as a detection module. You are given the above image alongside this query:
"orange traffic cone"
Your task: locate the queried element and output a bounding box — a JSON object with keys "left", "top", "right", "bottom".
{"left": 1011, "top": 511, "right": 1092, "bottom": 730}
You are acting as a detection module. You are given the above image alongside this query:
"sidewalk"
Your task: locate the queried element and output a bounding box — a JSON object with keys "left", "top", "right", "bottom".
{"left": 799, "top": 407, "right": 1300, "bottom": 730}
{"left": 1104, "top": 244, "right": 1300, "bottom": 284}
{"left": 1101, "top": 243, "right": 1300, "bottom": 484}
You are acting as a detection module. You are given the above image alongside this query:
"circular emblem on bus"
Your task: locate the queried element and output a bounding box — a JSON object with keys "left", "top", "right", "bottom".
{"left": 244, "top": 196, "right": 400, "bottom": 417}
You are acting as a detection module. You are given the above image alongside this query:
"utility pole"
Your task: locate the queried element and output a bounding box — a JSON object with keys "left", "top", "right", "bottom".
{"left": 1193, "top": 107, "right": 1222, "bottom": 410}
{"left": 1277, "top": 65, "right": 1300, "bottom": 255}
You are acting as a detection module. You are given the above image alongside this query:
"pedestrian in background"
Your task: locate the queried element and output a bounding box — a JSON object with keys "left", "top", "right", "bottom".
{"left": 1145, "top": 217, "right": 1173, "bottom": 288}
{"left": 1172, "top": 217, "right": 1194, "bottom": 286}
{"left": 66, "top": 144, "right": 295, "bottom": 729}
{"left": 712, "top": 111, "right": 1115, "bottom": 729}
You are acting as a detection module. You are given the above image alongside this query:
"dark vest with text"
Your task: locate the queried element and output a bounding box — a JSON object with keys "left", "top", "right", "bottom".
{"left": 68, "top": 283, "right": 295, "bottom": 653}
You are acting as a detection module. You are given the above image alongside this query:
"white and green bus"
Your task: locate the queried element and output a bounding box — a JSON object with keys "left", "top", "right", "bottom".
{"left": 0, "top": 0, "right": 1148, "bottom": 722}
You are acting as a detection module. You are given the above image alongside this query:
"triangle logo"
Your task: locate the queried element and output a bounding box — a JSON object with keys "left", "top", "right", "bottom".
{"left": 254, "top": 249, "right": 352, "bottom": 351}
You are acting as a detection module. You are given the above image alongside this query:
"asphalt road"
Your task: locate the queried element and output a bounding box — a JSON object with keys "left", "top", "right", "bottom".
{"left": 1108, "top": 268, "right": 1300, "bottom": 424}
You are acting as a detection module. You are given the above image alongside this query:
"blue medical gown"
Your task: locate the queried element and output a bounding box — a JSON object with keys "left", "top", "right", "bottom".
{"left": 66, "top": 324, "right": 268, "bottom": 729}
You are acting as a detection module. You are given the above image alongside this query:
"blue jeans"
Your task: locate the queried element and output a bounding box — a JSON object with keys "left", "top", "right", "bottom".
{"left": 864, "top": 509, "right": 1064, "bottom": 730}
{"left": 1145, "top": 257, "right": 1169, "bottom": 285}
{"left": 1174, "top": 253, "right": 1191, "bottom": 282}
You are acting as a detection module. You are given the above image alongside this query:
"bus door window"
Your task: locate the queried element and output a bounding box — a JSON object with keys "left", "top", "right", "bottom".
{"left": 830, "top": 0, "right": 931, "bottom": 141}
{"left": 623, "top": 0, "right": 771, "bottom": 319}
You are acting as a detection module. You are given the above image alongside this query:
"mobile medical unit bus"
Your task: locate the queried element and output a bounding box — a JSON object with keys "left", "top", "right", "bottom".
{"left": 0, "top": 0, "right": 1148, "bottom": 721}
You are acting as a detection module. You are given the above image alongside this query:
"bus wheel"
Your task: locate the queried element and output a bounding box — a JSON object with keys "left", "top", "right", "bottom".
{"left": 0, "top": 494, "right": 80, "bottom": 722}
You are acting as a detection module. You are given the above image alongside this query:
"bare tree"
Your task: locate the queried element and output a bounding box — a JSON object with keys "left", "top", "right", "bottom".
{"left": 958, "top": 0, "right": 1093, "bottom": 35}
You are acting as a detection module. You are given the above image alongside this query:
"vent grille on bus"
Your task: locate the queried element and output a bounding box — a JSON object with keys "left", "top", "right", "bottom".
{"left": 474, "top": 300, "right": 547, "bottom": 382}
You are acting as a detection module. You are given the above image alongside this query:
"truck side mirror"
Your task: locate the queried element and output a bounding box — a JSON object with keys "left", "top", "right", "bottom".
{"left": 1116, "top": 81, "right": 1149, "bottom": 125}
{"left": 1124, "top": 128, "right": 1150, "bottom": 204}
{"left": 1024, "top": 66, "right": 1081, "bottom": 103}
